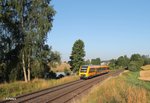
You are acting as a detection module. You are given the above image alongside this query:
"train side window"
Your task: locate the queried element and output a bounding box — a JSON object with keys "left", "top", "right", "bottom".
{"left": 98, "top": 68, "right": 102, "bottom": 72}
{"left": 89, "top": 68, "right": 95, "bottom": 73}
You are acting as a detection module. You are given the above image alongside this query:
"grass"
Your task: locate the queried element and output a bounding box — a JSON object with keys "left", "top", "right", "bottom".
{"left": 0, "top": 75, "right": 79, "bottom": 100}
{"left": 123, "top": 71, "right": 150, "bottom": 90}
{"left": 74, "top": 71, "right": 150, "bottom": 103}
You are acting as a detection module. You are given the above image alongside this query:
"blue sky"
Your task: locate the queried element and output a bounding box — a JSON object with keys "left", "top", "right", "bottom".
{"left": 47, "top": 0, "right": 150, "bottom": 61}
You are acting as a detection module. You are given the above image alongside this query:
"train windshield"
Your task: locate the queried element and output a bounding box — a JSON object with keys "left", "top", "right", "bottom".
{"left": 80, "top": 66, "right": 88, "bottom": 73}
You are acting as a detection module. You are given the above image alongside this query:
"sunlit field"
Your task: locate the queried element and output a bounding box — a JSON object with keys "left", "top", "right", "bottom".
{"left": 74, "top": 71, "right": 150, "bottom": 103}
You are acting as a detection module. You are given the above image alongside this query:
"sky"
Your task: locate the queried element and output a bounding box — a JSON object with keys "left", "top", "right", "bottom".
{"left": 47, "top": 0, "right": 150, "bottom": 61}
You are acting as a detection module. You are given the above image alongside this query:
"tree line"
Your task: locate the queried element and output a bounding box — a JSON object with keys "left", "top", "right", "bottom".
{"left": 109, "top": 54, "right": 150, "bottom": 71}
{"left": 0, "top": 0, "right": 60, "bottom": 83}
{"left": 85, "top": 58, "right": 101, "bottom": 65}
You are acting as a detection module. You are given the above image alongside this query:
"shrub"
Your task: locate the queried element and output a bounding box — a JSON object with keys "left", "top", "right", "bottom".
{"left": 128, "top": 61, "right": 144, "bottom": 72}
{"left": 128, "top": 61, "right": 138, "bottom": 71}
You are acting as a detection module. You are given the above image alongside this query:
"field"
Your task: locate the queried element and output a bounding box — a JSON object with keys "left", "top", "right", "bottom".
{"left": 139, "top": 65, "right": 150, "bottom": 81}
{"left": 74, "top": 71, "right": 150, "bottom": 103}
{"left": 50, "top": 62, "right": 71, "bottom": 72}
{"left": 0, "top": 76, "right": 79, "bottom": 100}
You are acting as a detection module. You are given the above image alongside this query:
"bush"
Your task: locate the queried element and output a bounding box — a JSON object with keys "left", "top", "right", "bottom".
{"left": 44, "top": 71, "right": 56, "bottom": 79}
{"left": 128, "top": 62, "right": 138, "bottom": 71}
{"left": 31, "top": 60, "right": 50, "bottom": 78}
{"left": 128, "top": 61, "right": 143, "bottom": 71}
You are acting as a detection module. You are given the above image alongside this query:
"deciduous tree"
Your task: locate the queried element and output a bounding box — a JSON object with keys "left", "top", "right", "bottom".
{"left": 0, "top": 0, "right": 56, "bottom": 82}
{"left": 129, "top": 54, "right": 144, "bottom": 71}
{"left": 116, "top": 55, "right": 129, "bottom": 68}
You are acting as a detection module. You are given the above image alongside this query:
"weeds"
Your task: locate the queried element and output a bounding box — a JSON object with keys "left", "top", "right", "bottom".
{"left": 0, "top": 76, "right": 79, "bottom": 100}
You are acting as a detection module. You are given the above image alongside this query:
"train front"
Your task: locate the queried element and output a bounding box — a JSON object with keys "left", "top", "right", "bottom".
{"left": 79, "top": 65, "right": 89, "bottom": 79}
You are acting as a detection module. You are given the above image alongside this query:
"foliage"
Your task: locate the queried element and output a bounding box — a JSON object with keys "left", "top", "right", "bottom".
{"left": 69, "top": 39, "right": 85, "bottom": 73}
{"left": 116, "top": 55, "right": 130, "bottom": 68}
{"left": 44, "top": 71, "right": 56, "bottom": 79}
{"left": 108, "top": 59, "right": 117, "bottom": 70}
{"left": 109, "top": 56, "right": 129, "bottom": 70}
{"left": 0, "top": 63, "right": 7, "bottom": 82}
{"left": 31, "top": 45, "right": 61, "bottom": 78}
{"left": 109, "top": 54, "right": 147, "bottom": 71}
{"left": 0, "top": 0, "right": 60, "bottom": 82}
{"left": 142, "top": 55, "right": 150, "bottom": 65}
{"left": 128, "top": 54, "right": 144, "bottom": 71}
{"left": 128, "top": 61, "right": 139, "bottom": 71}
{"left": 91, "top": 58, "right": 101, "bottom": 65}
{"left": 48, "top": 51, "right": 61, "bottom": 68}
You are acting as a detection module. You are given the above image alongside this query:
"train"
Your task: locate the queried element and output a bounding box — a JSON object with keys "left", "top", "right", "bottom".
{"left": 79, "top": 65, "right": 109, "bottom": 79}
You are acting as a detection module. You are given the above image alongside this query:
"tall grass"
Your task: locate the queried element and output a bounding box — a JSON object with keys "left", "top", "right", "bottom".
{"left": 74, "top": 71, "right": 150, "bottom": 103}
{"left": 0, "top": 76, "right": 79, "bottom": 100}
{"left": 123, "top": 71, "right": 150, "bottom": 90}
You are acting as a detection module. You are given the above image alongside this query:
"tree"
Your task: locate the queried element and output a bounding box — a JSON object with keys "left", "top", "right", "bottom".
{"left": 69, "top": 39, "right": 85, "bottom": 73}
{"left": 0, "top": 0, "right": 56, "bottom": 82}
{"left": 129, "top": 54, "right": 144, "bottom": 71}
{"left": 0, "top": 23, "right": 22, "bottom": 82}
{"left": 116, "top": 55, "right": 129, "bottom": 68}
{"left": 20, "top": 0, "right": 56, "bottom": 82}
{"left": 31, "top": 45, "right": 61, "bottom": 78}
{"left": 91, "top": 58, "right": 101, "bottom": 65}
{"left": 142, "top": 55, "right": 150, "bottom": 65}
{"left": 108, "top": 59, "right": 117, "bottom": 70}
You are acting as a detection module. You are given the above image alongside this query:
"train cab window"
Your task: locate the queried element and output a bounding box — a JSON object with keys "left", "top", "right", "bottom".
{"left": 80, "top": 66, "right": 88, "bottom": 73}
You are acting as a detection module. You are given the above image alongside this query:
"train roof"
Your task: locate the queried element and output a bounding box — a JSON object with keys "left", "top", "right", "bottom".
{"left": 82, "top": 65, "right": 109, "bottom": 68}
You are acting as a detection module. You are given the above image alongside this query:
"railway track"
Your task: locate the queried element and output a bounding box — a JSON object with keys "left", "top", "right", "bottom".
{"left": 2, "top": 69, "right": 124, "bottom": 103}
